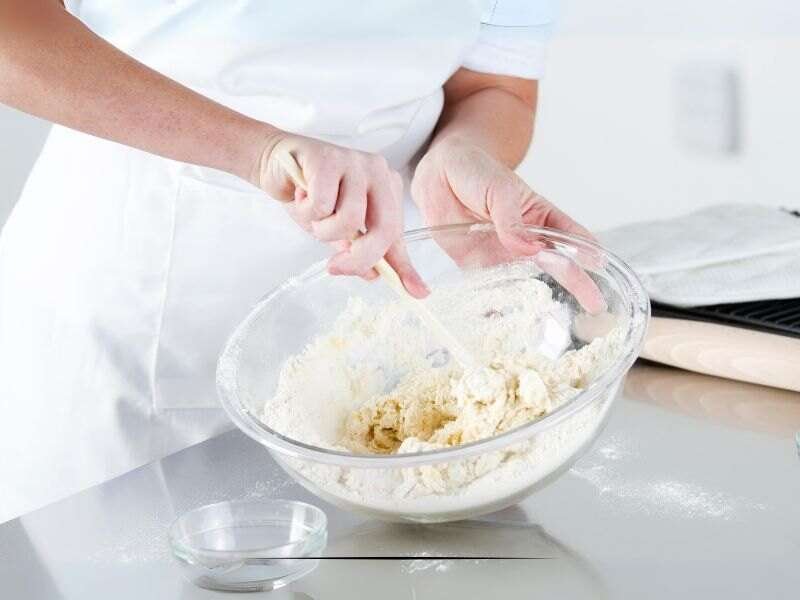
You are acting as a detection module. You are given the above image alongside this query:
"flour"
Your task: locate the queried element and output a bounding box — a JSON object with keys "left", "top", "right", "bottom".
{"left": 261, "top": 261, "right": 624, "bottom": 520}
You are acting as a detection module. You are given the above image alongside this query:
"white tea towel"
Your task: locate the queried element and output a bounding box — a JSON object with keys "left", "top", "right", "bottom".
{"left": 598, "top": 204, "right": 800, "bottom": 307}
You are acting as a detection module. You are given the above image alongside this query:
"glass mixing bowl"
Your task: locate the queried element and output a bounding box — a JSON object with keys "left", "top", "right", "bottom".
{"left": 218, "top": 224, "right": 649, "bottom": 523}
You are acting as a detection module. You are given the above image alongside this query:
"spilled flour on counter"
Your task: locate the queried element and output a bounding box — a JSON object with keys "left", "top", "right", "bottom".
{"left": 261, "top": 261, "right": 625, "bottom": 517}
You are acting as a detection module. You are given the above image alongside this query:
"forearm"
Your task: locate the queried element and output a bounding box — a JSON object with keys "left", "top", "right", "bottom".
{"left": 431, "top": 68, "right": 538, "bottom": 168}
{"left": 0, "top": 0, "right": 272, "bottom": 182}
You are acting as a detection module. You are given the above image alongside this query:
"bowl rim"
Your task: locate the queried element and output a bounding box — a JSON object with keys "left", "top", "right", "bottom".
{"left": 168, "top": 498, "right": 328, "bottom": 560}
{"left": 217, "top": 223, "right": 650, "bottom": 468}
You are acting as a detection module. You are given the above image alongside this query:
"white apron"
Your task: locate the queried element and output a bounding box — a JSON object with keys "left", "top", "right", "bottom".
{"left": 0, "top": 0, "right": 485, "bottom": 522}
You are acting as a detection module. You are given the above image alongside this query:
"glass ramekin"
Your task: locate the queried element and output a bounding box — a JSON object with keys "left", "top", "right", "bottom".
{"left": 169, "top": 499, "right": 327, "bottom": 592}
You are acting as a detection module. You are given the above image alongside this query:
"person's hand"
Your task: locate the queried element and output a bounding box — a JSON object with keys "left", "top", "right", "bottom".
{"left": 254, "top": 132, "right": 428, "bottom": 298}
{"left": 411, "top": 137, "right": 605, "bottom": 313}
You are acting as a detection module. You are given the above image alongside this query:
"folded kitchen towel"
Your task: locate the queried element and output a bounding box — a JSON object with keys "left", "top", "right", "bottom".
{"left": 598, "top": 204, "right": 800, "bottom": 307}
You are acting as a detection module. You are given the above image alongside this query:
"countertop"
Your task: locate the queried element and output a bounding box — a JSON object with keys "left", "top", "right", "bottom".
{"left": 2, "top": 363, "right": 799, "bottom": 599}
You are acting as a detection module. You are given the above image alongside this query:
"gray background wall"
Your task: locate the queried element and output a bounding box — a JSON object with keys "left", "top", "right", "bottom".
{"left": 1, "top": 0, "right": 799, "bottom": 231}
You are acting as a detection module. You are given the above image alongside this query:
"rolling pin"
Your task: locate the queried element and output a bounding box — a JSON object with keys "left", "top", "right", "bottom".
{"left": 642, "top": 317, "right": 800, "bottom": 393}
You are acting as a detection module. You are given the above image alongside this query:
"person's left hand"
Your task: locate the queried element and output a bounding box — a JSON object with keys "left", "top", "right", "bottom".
{"left": 411, "top": 137, "right": 606, "bottom": 313}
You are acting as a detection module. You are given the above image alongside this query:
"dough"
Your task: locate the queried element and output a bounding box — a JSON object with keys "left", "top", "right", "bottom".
{"left": 341, "top": 333, "right": 615, "bottom": 455}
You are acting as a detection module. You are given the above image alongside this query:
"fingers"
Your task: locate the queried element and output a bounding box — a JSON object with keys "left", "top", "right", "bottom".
{"left": 327, "top": 240, "right": 380, "bottom": 280}
{"left": 294, "top": 161, "right": 340, "bottom": 223}
{"left": 497, "top": 227, "right": 548, "bottom": 257}
{"left": 383, "top": 242, "right": 430, "bottom": 298}
{"left": 522, "top": 195, "right": 596, "bottom": 242}
{"left": 328, "top": 174, "right": 399, "bottom": 276}
{"left": 486, "top": 181, "right": 547, "bottom": 257}
{"left": 487, "top": 181, "right": 606, "bottom": 313}
{"left": 327, "top": 170, "right": 428, "bottom": 295}
{"left": 310, "top": 174, "right": 367, "bottom": 242}
{"left": 283, "top": 188, "right": 313, "bottom": 232}
{"left": 520, "top": 196, "right": 607, "bottom": 271}
{"left": 534, "top": 250, "right": 607, "bottom": 315}
{"left": 494, "top": 205, "right": 605, "bottom": 313}
{"left": 270, "top": 138, "right": 423, "bottom": 287}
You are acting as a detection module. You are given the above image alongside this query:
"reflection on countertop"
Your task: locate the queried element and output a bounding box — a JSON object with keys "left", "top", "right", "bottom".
{"left": 625, "top": 361, "right": 800, "bottom": 438}
{"left": 313, "top": 504, "right": 609, "bottom": 600}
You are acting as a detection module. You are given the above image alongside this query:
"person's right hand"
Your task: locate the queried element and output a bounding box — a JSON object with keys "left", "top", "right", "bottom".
{"left": 252, "top": 132, "right": 428, "bottom": 298}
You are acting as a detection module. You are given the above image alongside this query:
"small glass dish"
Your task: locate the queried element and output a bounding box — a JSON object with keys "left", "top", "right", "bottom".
{"left": 168, "top": 499, "right": 327, "bottom": 592}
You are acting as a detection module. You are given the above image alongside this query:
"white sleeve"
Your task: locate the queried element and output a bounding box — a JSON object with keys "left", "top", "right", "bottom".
{"left": 461, "top": 0, "right": 559, "bottom": 80}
